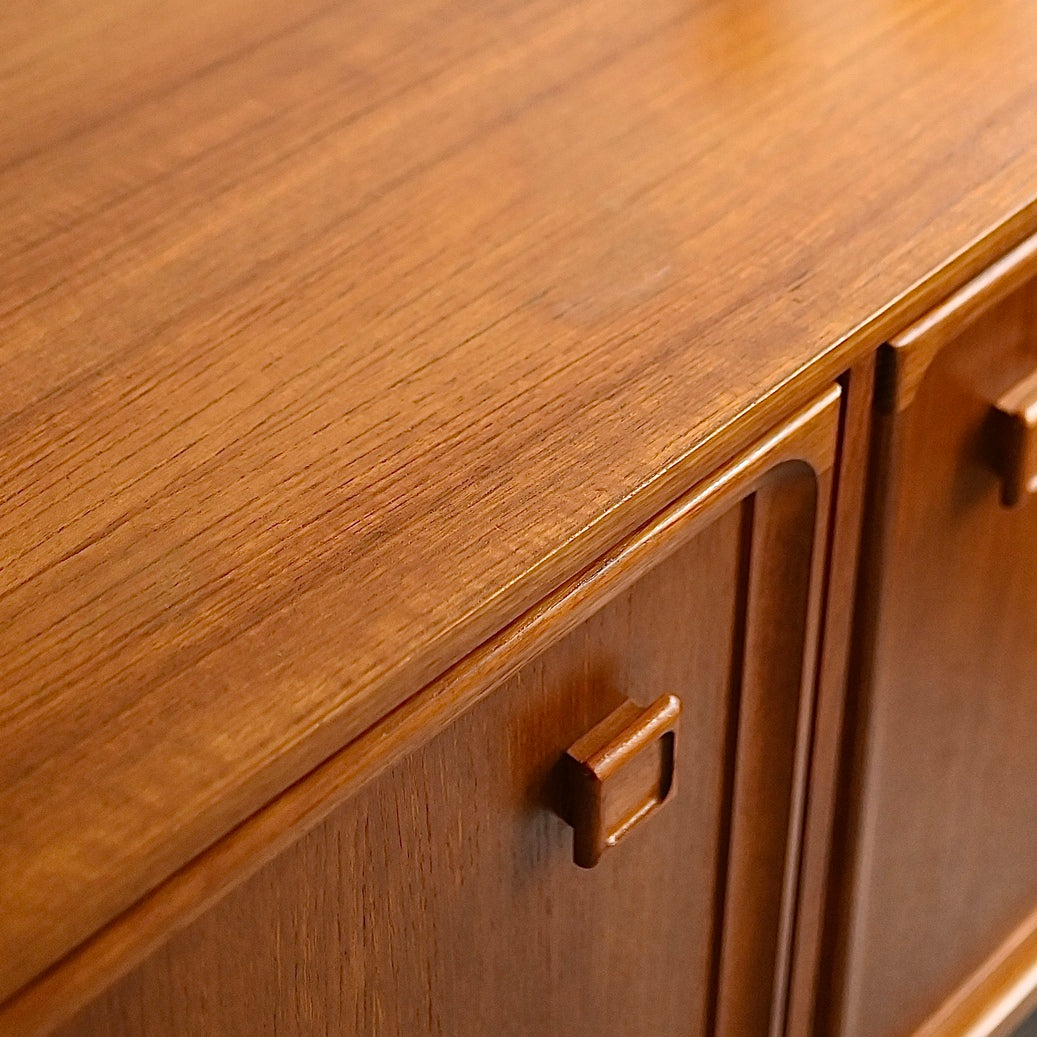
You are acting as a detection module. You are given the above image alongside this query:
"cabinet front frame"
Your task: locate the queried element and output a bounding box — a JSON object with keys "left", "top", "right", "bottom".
{"left": 2, "top": 389, "right": 842, "bottom": 1037}
{"left": 821, "top": 234, "right": 1037, "bottom": 1037}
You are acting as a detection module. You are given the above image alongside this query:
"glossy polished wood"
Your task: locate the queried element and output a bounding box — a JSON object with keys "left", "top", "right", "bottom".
{"left": 52, "top": 395, "right": 835, "bottom": 1037}
{"left": 4, "top": 0, "right": 1037, "bottom": 1009}
{"left": 0, "top": 391, "right": 839, "bottom": 1035}
{"left": 824, "top": 246, "right": 1037, "bottom": 1037}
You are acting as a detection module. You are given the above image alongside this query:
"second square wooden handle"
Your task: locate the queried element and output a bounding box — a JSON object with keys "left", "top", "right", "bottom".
{"left": 989, "top": 367, "right": 1037, "bottom": 507}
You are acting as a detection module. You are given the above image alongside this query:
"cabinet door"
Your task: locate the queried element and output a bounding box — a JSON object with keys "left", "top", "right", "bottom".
{"left": 827, "top": 238, "right": 1037, "bottom": 1037}
{"left": 49, "top": 391, "right": 838, "bottom": 1037}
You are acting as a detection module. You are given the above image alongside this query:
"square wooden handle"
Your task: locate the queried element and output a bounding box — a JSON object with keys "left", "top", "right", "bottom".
{"left": 557, "top": 694, "right": 681, "bottom": 868}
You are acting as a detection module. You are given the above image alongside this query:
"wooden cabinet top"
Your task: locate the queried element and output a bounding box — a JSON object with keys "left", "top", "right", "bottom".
{"left": 2, "top": 0, "right": 1037, "bottom": 1004}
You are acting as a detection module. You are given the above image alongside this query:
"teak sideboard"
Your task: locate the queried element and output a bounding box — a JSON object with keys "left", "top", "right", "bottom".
{"left": 1, "top": 1, "right": 1036, "bottom": 1035}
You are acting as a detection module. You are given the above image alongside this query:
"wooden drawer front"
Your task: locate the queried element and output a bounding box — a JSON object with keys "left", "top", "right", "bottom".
{"left": 53, "top": 392, "right": 838, "bottom": 1037}
{"left": 829, "top": 240, "right": 1037, "bottom": 1037}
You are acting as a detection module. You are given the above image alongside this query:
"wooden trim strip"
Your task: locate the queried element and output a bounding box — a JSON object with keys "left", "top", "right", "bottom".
{"left": 880, "top": 231, "right": 1037, "bottom": 412}
{"left": 912, "top": 906, "right": 1037, "bottom": 1037}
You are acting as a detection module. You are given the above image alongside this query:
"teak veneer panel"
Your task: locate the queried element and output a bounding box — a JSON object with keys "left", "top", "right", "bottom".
{"left": 63, "top": 498, "right": 750, "bottom": 1037}
{"left": 825, "top": 244, "right": 1037, "bottom": 1037}
{"left": 785, "top": 356, "right": 877, "bottom": 1037}
{"left": 3, "top": 0, "right": 1037, "bottom": 1005}
{"left": 56, "top": 391, "right": 837, "bottom": 1037}
{"left": 0, "top": 390, "right": 839, "bottom": 1037}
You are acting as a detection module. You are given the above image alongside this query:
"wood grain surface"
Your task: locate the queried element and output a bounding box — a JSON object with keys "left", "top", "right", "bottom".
{"left": 785, "top": 356, "right": 877, "bottom": 1037}
{"left": 0, "top": 390, "right": 838, "bottom": 1036}
{"left": 60, "top": 509, "right": 750, "bottom": 1037}
{"left": 3, "top": 0, "right": 1037, "bottom": 1004}
{"left": 54, "top": 393, "right": 833, "bottom": 1037}
{"left": 823, "top": 252, "right": 1037, "bottom": 1037}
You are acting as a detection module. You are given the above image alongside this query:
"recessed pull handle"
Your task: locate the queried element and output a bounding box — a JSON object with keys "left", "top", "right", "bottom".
{"left": 988, "top": 367, "right": 1037, "bottom": 507}
{"left": 556, "top": 694, "right": 680, "bottom": 868}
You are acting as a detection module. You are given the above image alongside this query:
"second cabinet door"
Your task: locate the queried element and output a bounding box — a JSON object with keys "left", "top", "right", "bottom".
{"left": 828, "top": 239, "right": 1037, "bottom": 1037}
{"left": 57, "top": 391, "right": 839, "bottom": 1037}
